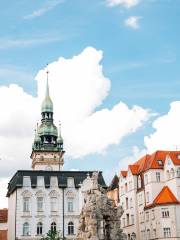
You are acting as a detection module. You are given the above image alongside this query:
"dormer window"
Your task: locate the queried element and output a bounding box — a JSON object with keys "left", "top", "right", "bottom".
{"left": 177, "top": 154, "right": 180, "bottom": 160}
{"left": 157, "top": 160, "right": 163, "bottom": 166}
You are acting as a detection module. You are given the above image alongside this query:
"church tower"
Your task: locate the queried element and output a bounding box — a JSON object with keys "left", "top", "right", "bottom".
{"left": 31, "top": 70, "right": 65, "bottom": 171}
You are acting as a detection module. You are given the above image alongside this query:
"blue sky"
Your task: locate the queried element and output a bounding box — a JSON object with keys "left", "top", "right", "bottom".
{"left": 0, "top": 0, "right": 180, "bottom": 194}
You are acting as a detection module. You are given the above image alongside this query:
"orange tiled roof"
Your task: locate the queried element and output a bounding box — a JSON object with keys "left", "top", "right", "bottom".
{"left": 0, "top": 209, "right": 8, "bottom": 223}
{"left": 120, "top": 150, "right": 180, "bottom": 176}
{"left": 145, "top": 186, "right": 179, "bottom": 209}
{"left": 120, "top": 171, "right": 127, "bottom": 177}
{"left": 128, "top": 165, "right": 139, "bottom": 175}
{"left": 153, "top": 186, "right": 179, "bottom": 205}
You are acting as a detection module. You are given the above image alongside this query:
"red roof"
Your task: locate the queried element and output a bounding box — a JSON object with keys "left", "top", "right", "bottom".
{"left": 120, "top": 150, "right": 180, "bottom": 176}
{"left": 128, "top": 165, "right": 139, "bottom": 175}
{"left": 120, "top": 171, "right": 127, "bottom": 177}
{"left": 0, "top": 230, "right": 7, "bottom": 240}
{"left": 0, "top": 209, "right": 8, "bottom": 223}
{"left": 154, "top": 186, "right": 179, "bottom": 205}
{"left": 145, "top": 186, "right": 179, "bottom": 209}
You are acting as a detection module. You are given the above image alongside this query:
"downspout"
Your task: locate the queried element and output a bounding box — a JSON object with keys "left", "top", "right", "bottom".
{"left": 63, "top": 188, "right": 65, "bottom": 239}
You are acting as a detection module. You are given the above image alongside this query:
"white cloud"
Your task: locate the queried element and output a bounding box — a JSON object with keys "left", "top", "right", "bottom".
{"left": 24, "top": 0, "right": 64, "bottom": 20}
{"left": 118, "top": 146, "right": 147, "bottom": 171}
{"left": 0, "top": 36, "right": 62, "bottom": 49}
{"left": 124, "top": 16, "right": 141, "bottom": 29}
{"left": 145, "top": 101, "right": 180, "bottom": 152}
{"left": 107, "top": 0, "right": 140, "bottom": 8}
{"left": 0, "top": 47, "right": 150, "bottom": 206}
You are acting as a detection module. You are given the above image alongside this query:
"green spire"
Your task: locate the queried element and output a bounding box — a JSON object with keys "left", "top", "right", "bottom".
{"left": 41, "top": 69, "right": 53, "bottom": 113}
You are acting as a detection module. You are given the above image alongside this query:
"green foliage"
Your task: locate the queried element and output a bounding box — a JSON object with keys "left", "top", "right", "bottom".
{"left": 41, "top": 229, "right": 66, "bottom": 240}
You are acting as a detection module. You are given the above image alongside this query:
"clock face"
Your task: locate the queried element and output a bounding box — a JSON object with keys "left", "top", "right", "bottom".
{"left": 46, "top": 165, "right": 53, "bottom": 171}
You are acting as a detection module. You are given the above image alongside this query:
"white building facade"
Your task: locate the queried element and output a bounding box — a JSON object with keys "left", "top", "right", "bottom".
{"left": 119, "top": 151, "right": 180, "bottom": 240}
{"left": 7, "top": 75, "right": 106, "bottom": 240}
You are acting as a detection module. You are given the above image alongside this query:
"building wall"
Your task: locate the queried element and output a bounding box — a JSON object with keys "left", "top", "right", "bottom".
{"left": 119, "top": 155, "right": 180, "bottom": 240}
{"left": 8, "top": 191, "right": 16, "bottom": 240}
{"left": 8, "top": 174, "right": 94, "bottom": 240}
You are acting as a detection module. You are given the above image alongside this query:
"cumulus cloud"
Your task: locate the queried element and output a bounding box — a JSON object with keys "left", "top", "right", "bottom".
{"left": 24, "top": 0, "right": 64, "bottom": 20}
{"left": 124, "top": 16, "right": 141, "bottom": 29}
{"left": 107, "top": 0, "right": 140, "bottom": 8}
{"left": 0, "top": 47, "right": 150, "bottom": 207}
{"left": 145, "top": 101, "right": 180, "bottom": 152}
{"left": 118, "top": 146, "right": 147, "bottom": 171}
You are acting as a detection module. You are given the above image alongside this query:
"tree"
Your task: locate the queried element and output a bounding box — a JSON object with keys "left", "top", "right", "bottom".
{"left": 41, "top": 229, "right": 66, "bottom": 240}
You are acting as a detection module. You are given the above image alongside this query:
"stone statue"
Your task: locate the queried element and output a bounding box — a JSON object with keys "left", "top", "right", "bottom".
{"left": 77, "top": 172, "right": 126, "bottom": 240}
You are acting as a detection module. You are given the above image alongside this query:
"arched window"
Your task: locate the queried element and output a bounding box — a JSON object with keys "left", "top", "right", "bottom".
{"left": 51, "top": 222, "right": 56, "bottom": 232}
{"left": 37, "top": 222, "right": 43, "bottom": 235}
{"left": 177, "top": 167, "right": 180, "bottom": 177}
{"left": 23, "top": 222, "right": 29, "bottom": 236}
{"left": 131, "top": 232, "right": 136, "bottom": 240}
{"left": 170, "top": 168, "right": 175, "bottom": 178}
{"left": 68, "top": 221, "right": 74, "bottom": 235}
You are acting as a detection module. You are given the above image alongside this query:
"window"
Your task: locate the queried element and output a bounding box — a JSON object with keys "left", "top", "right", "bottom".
{"left": 147, "top": 229, "right": 150, "bottom": 240}
{"left": 37, "top": 197, "right": 43, "bottom": 211}
{"left": 163, "top": 228, "right": 171, "bottom": 238}
{"left": 67, "top": 178, "right": 74, "bottom": 188}
{"left": 37, "top": 222, "right": 43, "bottom": 235}
{"left": 123, "top": 218, "right": 125, "bottom": 227}
{"left": 68, "top": 201, "right": 73, "bottom": 212}
{"left": 37, "top": 176, "right": 44, "bottom": 187}
{"left": 23, "top": 177, "right": 30, "bottom": 187}
{"left": 126, "top": 197, "right": 128, "bottom": 209}
{"left": 125, "top": 183, "right": 128, "bottom": 193}
{"left": 131, "top": 215, "right": 134, "bottom": 225}
{"left": 177, "top": 154, "right": 180, "bottom": 160}
{"left": 138, "top": 175, "right": 141, "bottom": 188}
{"left": 51, "top": 222, "right": 56, "bottom": 232}
{"left": 130, "top": 198, "right": 133, "bottom": 208}
{"left": 170, "top": 168, "right": 175, "bottom": 178}
{"left": 68, "top": 222, "right": 74, "bottom": 235}
{"left": 177, "top": 167, "right": 180, "bottom": 177}
{"left": 138, "top": 194, "right": 142, "bottom": 205}
{"left": 152, "top": 209, "right": 155, "bottom": 219}
{"left": 51, "top": 197, "right": 57, "bottom": 212}
{"left": 156, "top": 172, "right": 160, "bottom": 182}
{"left": 157, "top": 160, "right": 163, "bottom": 166}
{"left": 146, "top": 212, "right": 149, "bottom": 222}
{"left": 153, "top": 229, "right": 156, "bottom": 238}
{"left": 162, "top": 208, "right": 169, "bottom": 218}
{"left": 126, "top": 214, "right": 129, "bottom": 226}
{"left": 23, "top": 198, "right": 30, "bottom": 212}
{"left": 23, "top": 222, "right": 29, "bottom": 236}
{"left": 144, "top": 175, "right": 148, "bottom": 185}
{"left": 146, "top": 192, "right": 150, "bottom": 203}
{"left": 166, "top": 170, "right": 170, "bottom": 180}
